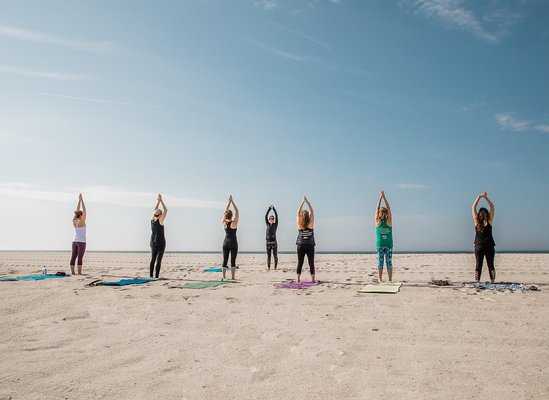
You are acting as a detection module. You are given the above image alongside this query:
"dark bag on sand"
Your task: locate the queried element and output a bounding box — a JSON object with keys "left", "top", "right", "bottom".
{"left": 55, "top": 272, "right": 67, "bottom": 276}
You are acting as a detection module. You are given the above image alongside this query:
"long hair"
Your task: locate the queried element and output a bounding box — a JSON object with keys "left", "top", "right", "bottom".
{"left": 377, "top": 207, "right": 388, "bottom": 222}
{"left": 74, "top": 210, "right": 83, "bottom": 220}
{"left": 298, "top": 210, "right": 310, "bottom": 230}
{"left": 224, "top": 210, "right": 233, "bottom": 225}
{"left": 476, "top": 207, "right": 489, "bottom": 231}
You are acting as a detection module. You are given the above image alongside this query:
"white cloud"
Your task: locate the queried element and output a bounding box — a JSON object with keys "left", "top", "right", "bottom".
{"left": 0, "top": 65, "right": 87, "bottom": 81}
{"left": 402, "top": 0, "right": 521, "bottom": 43}
{"left": 34, "top": 92, "right": 160, "bottom": 109}
{"left": 460, "top": 101, "right": 486, "bottom": 111}
{"left": 396, "top": 183, "right": 428, "bottom": 189}
{"left": 495, "top": 112, "right": 530, "bottom": 131}
{"left": 267, "top": 21, "right": 331, "bottom": 50}
{"left": 255, "top": 0, "right": 277, "bottom": 10}
{"left": 248, "top": 39, "right": 319, "bottom": 62}
{"left": 0, "top": 183, "right": 224, "bottom": 209}
{"left": 248, "top": 40, "right": 373, "bottom": 75}
{"left": 0, "top": 25, "right": 124, "bottom": 54}
{"left": 534, "top": 124, "right": 549, "bottom": 133}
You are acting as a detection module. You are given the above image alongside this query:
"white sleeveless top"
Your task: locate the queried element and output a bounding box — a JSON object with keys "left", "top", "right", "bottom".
{"left": 74, "top": 226, "right": 87, "bottom": 243}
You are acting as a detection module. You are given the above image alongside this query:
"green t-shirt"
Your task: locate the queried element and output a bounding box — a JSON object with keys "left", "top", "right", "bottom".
{"left": 376, "top": 219, "right": 393, "bottom": 247}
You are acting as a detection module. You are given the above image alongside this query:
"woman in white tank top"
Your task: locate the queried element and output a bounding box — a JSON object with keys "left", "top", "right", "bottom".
{"left": 70, "top": 193, "right": 87, "bottom": 275}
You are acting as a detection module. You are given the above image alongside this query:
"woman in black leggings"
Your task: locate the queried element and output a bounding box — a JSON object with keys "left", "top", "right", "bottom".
{"left": 222, "top": 195, "right": 239, "bottom": 280}
{"left": 472, "top": 191, "right": 496, "bottom": 283}
{"left": 150, "top": 194, "right": 167, "bottom": 278}
{"left": 296, "top": 196, "right": 315, "bottom": 282}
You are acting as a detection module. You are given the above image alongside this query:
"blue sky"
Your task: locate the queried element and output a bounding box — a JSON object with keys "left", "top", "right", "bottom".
{"left": 0, "top": 0, "right": 548, "bottom": 251}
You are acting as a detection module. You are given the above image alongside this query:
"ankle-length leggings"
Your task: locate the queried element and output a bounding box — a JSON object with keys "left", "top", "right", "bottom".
{"left": 297, "top": 244, "right": 315, "bottom": 275}
{"left": 474, "top": 246, "right": 495, "bottom": 281}
{"left": 222, "top": 242, "right": 238, "bottom": 268}
{"left": 267, "top": 241, "right": 278, "bottom": 268}
{"left": 150, "top": 242, "right": 166, "bottom": 278}
{"left": 70, "top": 241, "right": 86, "bottom": 266}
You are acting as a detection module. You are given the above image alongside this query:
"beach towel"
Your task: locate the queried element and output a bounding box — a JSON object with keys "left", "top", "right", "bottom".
{"left": 358, "top": 282, "right": 402, "bottom": 294}
{"left": 89, "top": 278, "right": 155, "bottom": 286}
{"left": 170, "top": 281, "right": 228, "bottom": 289}
{"left": 464, "top": 282, "right": 530, "bottom": 291}
{"left": 275, "top": 281, "right": 320, "bottom": 289}
{"left": 204, "top": 266, "right": 240, "bottom": 272}
{"left": 0, "top": 274, "right": 68, "bottom": 282}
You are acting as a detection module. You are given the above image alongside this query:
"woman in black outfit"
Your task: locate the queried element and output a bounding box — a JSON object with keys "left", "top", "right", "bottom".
{"left": 472, "top": 191, "right": 496, "bottom": 283}
{"left": 222, "top": 195, "right": 239, "bottom": 280}
{"left": 265, "top": 205, "right": 278, "bottom": 270}
{"left": 150, "top": 194, "right": 167, "bottom": 278}
{"left": 296, "top": 196, "right": 315, "bottom": 283}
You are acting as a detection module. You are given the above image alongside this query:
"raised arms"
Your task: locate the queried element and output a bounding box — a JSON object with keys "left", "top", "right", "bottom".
{"left": 484, "top": 192, "right": 495, "bottom": 223}
{"left": 383, "top": 191, "right": 392, "bottom": 227}
{"left": 375, "top": 192, "right": 383, "bottom": 224}
{"left": 297, "top": 196, "right": 314, "bottom": 228}
{"left": 79, "top": 193, "right": 87, "bottom": 223}
{"left": 472, "top": 191, "right": 495, "bottom": 224}
{"left": 158, "top": 194, "right": 168, "bottom": 224}
{"left": 231, "top": 196, "right": 239, "bottom": 225}
{"left": 223, "top": 195, "right": 239, "bottom": 226}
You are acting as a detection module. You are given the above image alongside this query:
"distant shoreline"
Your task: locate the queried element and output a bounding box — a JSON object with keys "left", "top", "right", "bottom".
{"left": 1, "top": 250, "right": 548, "bottom": 254}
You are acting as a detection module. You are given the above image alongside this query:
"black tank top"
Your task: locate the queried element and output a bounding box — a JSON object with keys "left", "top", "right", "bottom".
{"left": 474, "top": 223, "right": 495, "bottom": 248}
{"left": 296, "top": 228, "right": 315, "bottom": 246}
{"left": 150, "top": 219, "right": 165, "bottom": 246}
{"left": 224, "top": 221, "right": 237, "bottom": 244}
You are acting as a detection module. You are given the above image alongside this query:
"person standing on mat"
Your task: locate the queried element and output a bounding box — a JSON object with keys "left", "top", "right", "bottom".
{"left": 296, "top": 196, "right": 315, "bottom": 283}
{"left": 222, "top": 195, "right": 239, "bottom": 280}
{"left": 375, "top": 190, "right": 393, "bottom": 282}
{"left": 70, "top": 193, "right": 87, "bottom": 275}
{"left": 265, "top": 205, "right": 279, "bottom": 270}
{"left": 150, "top": 194, "right": 167, "bottom": 279}
{"left": 472, "top": 191, "right": 496, "bottom": 283}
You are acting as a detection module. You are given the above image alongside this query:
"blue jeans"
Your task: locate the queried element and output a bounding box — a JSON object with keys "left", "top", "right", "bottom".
{"left": 376, "top": 247, "right": 393, "bottom": 270}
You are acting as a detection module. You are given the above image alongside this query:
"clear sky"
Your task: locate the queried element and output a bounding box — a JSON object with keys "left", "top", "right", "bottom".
{"left": 0, "top": 0, "right": 548, "bottom": 252}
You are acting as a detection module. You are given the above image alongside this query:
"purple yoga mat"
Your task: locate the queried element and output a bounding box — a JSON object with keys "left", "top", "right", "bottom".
{"left": 275, "top": 281, "right": 320, "bottom": 289}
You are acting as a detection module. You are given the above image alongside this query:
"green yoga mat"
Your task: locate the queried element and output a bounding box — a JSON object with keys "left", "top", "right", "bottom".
{"left": 358, "top": 282, "right": 402, "bottom": 294}
{"left": 171, "top": 281, "right": 228, "bottom": 289}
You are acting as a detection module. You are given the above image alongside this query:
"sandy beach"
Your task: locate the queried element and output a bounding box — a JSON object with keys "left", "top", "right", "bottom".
{"left": 0, "top": 251, "right": 548, "bottom": 399}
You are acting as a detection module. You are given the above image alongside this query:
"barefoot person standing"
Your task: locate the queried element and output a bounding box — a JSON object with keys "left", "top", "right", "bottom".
{"left": 70, "top": 193, "right": 87, "bottom": 275}
{"left": 375, "top": 190, "right": 393, "bottom": 282}
{"left": 265, "top": 205, "right": 279, "bottom": 270}
{"left": 150, "top": 194, "right": 167, "bottom": 279}
{"left": 222, "top": 195, "right": 239, "bottom": 280}
{"left": 296, "top": 196, "right": 315, "bottom": 283}
{"left": 472, "top": 191, "right": 496, "bottom": 283}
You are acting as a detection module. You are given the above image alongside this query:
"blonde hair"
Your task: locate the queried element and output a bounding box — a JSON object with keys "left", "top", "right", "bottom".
{"left": 224, "top": 210, "right": 233, "bottom": 225}
{"left": 298, "top": 210, "right": 310, "bottom": 229}
{"left": 378, "top": 207, "right": 388, "bottom": 221}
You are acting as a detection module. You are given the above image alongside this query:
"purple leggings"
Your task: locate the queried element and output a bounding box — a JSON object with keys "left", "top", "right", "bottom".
{"left": 70, "top": 241, "right": 87, "bottom": 266}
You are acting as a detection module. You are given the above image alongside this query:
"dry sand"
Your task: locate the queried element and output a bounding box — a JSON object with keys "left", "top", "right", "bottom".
{"left": 1, "top": 251, "right": 548, "bottom": 400}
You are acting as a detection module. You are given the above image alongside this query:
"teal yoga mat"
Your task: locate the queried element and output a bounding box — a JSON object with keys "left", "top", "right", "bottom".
{"left": 0, "top": 275, "right": 68, "bottom": 281}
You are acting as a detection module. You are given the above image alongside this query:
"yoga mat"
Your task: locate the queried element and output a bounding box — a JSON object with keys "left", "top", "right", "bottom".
{"left": 101, "top": 279, "right": 155, "bottom": 286}
{"left": 464, "top": 282, "right": 529, "bottom": 291}
{"left": 0, "top": 274, "right": 68, "bottom": 282}
{"left": 171, "top": 281, "right": 228, "bottom": 289}
{"left": 358, "top": 282, "right": 402, "bottom": 294}
{"left": 275, "top": 281, "right": 320, "bottom": 289}
{"left": 204, "top": 266, "right": 240, "bottom": 272}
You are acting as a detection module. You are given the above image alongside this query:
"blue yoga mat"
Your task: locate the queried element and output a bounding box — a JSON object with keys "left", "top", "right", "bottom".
{"left": 102, "top": 279, "right": 155, "bottom": 286}
{"left": 204, "top": 267, "right": 240, "bottom": 272}
{"left": 0, "top": 274, "right": 68, "bottom": 281}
